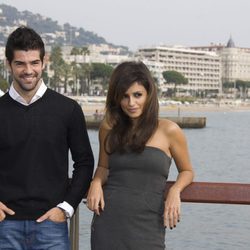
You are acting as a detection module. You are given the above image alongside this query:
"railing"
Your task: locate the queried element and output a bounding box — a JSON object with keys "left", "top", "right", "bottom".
{"left": 70, "top": 207, "right": 80, "bottom": 250}
{"left": 69, "top": 181, "right": 250, "bottom": 250}
{"left": 165, "top": 181, "right": 250, "bottom": 205}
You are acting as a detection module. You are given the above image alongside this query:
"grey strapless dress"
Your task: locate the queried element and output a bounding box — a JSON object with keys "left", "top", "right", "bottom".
{"left": 91, "top": 146, "right": 171, "bottom": 250}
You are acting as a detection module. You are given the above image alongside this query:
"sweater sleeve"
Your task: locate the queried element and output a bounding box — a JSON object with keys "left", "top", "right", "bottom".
{"left": 64, "top": 102, "right": 94, "bottom": 210}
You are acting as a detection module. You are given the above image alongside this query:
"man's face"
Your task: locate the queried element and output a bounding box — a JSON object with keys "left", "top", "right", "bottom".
{"left": 8, "top": 50, "right": 44, "bottom": 93}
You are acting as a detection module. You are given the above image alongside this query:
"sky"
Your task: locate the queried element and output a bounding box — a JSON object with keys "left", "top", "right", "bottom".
{"left": 1, "top": 0, "right": 250, "bottom": 51}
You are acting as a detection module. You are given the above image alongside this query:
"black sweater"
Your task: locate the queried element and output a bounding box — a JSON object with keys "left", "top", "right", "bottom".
{"left": 0, "top": 89, "right": 94, "bottom": 220}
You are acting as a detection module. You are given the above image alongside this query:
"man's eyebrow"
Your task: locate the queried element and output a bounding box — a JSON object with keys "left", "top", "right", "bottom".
{"left": 13, "top": 59, "right": 41, "bottom": 63}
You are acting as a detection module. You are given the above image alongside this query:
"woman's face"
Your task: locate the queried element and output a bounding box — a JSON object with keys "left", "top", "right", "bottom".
{"left": 120, "top": 82, "right": 148, "bottom": 119}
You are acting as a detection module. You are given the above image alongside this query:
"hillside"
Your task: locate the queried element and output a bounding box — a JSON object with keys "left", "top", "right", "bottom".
{"left": 0, "top": 4, "right": 129, "bottom": 53}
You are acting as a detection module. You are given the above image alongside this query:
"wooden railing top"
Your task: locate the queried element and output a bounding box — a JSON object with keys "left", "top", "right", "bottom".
{"left": 165, "top": 181, "right": 250, "bottom": 205}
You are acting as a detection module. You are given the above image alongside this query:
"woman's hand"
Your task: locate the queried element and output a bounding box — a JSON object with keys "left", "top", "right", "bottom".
{"left": 163, "top": 187, "right": 181, "bottom": 229}
{"left": 86, "top": 180, "right": 105, "bottom": 215}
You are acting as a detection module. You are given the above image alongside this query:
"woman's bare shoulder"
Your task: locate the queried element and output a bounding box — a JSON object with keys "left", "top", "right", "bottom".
{"left": 158, "top": 118, "right": 181, "bottom": 134}
{"left": 158, "top": 118, "right": 186, "bottom": 145}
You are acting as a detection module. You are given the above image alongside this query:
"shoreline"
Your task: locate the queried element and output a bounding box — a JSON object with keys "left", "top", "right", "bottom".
{"left": 81, "top": 103, "right": 250, "bottom": 116}
{"left": 70, "top": 95, "right": 250, "bottom": 115}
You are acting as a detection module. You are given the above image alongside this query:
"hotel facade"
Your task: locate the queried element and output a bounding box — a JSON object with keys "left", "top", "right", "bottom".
{"left": 191, "top": 37, "right": 250, "bottom": 84}
{"left": 135, "top": 46, "right": 221, "bottom": 96}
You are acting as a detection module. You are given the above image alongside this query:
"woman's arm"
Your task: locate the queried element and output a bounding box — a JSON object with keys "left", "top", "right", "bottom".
{"left": 164, "top": 121, "right": 194, "bottom": 229}
{"left": 87, "top": 121, "right": 110, "bottom": 215}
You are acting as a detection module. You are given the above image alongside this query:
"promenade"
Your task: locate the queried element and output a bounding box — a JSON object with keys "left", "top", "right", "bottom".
{"left": 69, "top": 94, "right": 250, "bottom": 115}
{"left": 80, "top": 101, "right": 250, "bottom": 116}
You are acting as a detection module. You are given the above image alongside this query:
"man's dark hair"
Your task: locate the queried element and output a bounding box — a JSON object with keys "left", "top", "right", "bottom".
{"left": 5, "top": 26, "right": 45, "bottom": 63}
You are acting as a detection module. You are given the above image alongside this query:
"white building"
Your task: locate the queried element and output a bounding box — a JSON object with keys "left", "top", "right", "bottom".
{"left": 136, "top": 45, "right": 221, "bottom": 95}
{"left": 57, "top": 45, "right": 130, "bottom": 66}
{"left": 191, "top": 37, "right": 250, "bottom": 84}
{"left": 219, "top": 39, "right": 250, "bottom": 83}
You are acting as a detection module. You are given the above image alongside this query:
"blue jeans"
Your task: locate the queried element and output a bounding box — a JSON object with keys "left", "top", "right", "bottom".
{"left": 0, "top": 220, "right": 70, "bottom": 250}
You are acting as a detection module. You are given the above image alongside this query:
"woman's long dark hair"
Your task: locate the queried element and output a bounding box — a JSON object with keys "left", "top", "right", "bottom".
{"left": 105, "top": 61, "right": 159, "bottom": 154}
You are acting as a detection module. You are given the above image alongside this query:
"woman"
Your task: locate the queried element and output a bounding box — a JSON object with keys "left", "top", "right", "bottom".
{"left": 87, "top": 61, "right": 194, "bottom": 250}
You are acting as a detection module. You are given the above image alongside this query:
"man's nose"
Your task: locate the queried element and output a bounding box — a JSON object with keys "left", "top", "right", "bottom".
{"left": 24, "top": 64, "right": 33, "bottom": 74}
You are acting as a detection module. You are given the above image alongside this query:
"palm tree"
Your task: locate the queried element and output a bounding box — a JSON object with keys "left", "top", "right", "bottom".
{"left": 79, "top": 63, "right": 93, "bottom": 95}
{"left": 61, "top": 61, "right": 72, "bottom": 93}
{"left": 70, "top": 47, "right": 91, "bottom": 95}
{"left": 50, "top": 46, "right": 65, "bottom": 92}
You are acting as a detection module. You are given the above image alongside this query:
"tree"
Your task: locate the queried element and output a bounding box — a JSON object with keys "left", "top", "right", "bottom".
{"left": 0, "top": 75, "right": 8, "bottom": 92}
{"left": 80, "top": 47, "right": 90, "bottom": 56}
{"left": 70, "top": 47, "right": 81, "bottom": 56}
{"left": 61, "top": 61, "right": 72, "bottom": 93}
{"left": 49, "top": 46, "right": 65, "bottom": 91}
{"left": 223, "top": 80, "right": 250, "bottom": 99}
{"left": 90, "top": 63, "right": 113, "bottom": 89}
{"left": 235, "top": 80, "right": 250, "bottom": 99}
{"left": 78, "top": 63, "right": 93, "bottom": 95}
{"left": 162, "top": 70, "right": 188, "bottom": 96}
{"left": 70, "top": 46, "right": 90, "bottom": 60}
{"left": 0, "top": 61, "right": 9, "bottom": 92}
{"left": 70, "top": 61, "right": 81, "bottom": 95}
{"left": 70, "top": 47, "right": 91, "bottom": 95}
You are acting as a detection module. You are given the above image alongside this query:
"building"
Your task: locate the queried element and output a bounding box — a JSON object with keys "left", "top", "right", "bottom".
{"left": 55, "top": 44, "right": 130, "bottom": 66}
{"left": 219, "top": 39, "right": 250, "bottom": 84}
{"left": 136, "top": 45, "right": 221, "bottom": 96}
{"left": 191, "top": 37, "right": 250, "bottom": 84}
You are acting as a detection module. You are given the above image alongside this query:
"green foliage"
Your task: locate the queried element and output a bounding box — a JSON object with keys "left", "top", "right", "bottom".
{"left": 0, "top": 75, "right": 9, "bottom": 92}
{"left": 49, "top": 46, "right": 65, "bottom": 90}
{"left": 70, "top": 61, "right": 80, "bottom": 95}
{"left": 0, "top": 60, "right": 9, "bottom": 91}
{"left": 162, "top": 70, "right": 188, "bottom": 96}
{"left": 0, "top": 4, "right": 114, "bottom": 47}
{"left": 162, "top": 70, "right": 188, "bottom": 85}
{"left": 70, "top": 47, "right": 90, "bottom": 56}
{"left": 88, "top": 63, "right": 113, "bottom": 92}
{"left": 223, "top": 82, "right": 234, "bottom": 88}
{"left": 172, "top": 96, "right": 196, "bottom": 103}
{"left": 42, "top": 71, "right": 49, "bottom": 84}
{"left": 61, "top": 62, "right": 72, "bottom": 93}
{"left": 223, "top": 80, "right": 250, "bottom": 90}
{"left": 235, "top": 80, "right": 250, "bottom": 89}
{"left": 50, "top": 46, "right": 64, "bottom": 66}
{"left": 78, "top": 63, "right": 92, "bottom": 95}
{"left": 90, "top": 63, "right": 113, "bottom": 80}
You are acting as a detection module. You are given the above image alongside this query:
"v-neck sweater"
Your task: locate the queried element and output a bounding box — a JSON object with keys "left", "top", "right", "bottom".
{"left": 0, "top": 89, "right": 94, "bottom": 220}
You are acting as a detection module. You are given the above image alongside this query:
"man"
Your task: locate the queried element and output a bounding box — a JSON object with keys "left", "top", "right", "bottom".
{"left": 0, "top": 26, "right": 94, "bottom": 249}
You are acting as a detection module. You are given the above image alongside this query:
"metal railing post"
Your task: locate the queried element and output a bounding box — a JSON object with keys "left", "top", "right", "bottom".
{"left": 70, "top": 206, "right": 79, "bottom": 250}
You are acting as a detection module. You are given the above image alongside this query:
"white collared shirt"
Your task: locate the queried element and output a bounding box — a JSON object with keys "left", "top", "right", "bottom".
{"left": 9, "top": 80, "right": 47, "bottom": 106}
{"left": 8, "top": 80, "right": 74, "bottom": 218}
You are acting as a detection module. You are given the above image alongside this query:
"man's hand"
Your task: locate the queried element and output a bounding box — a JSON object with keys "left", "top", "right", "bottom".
{"left": 36, "top": 207, "right": 66, "bottom": 223}
{"left": 0, "top": 202, "right": 15, "bottom": 222}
